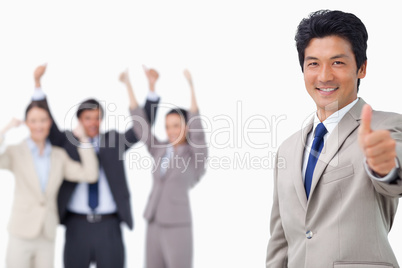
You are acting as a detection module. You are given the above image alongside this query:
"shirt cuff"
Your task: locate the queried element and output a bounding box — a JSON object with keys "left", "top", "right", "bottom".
{"left": 147, "top": 91, "right": 160, "bottom": 102}
{"left": 364, "top": 158, "right": 399, "bottom": 183}
{"left": 32, "top": 87, "right": 46, "bottom": 101}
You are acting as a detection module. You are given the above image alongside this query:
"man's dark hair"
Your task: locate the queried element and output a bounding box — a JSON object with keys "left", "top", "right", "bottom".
{"left": 25, "top": 101, "right": 51, "bottom": 120}
{"left": 76, "top": 98, "right": 104, "bottom": 119}
{"left": 295, "top": 10, "right": 368, "bottom": 90}
{"left": 166, "top": 108, "right": 188, "bottom": 124}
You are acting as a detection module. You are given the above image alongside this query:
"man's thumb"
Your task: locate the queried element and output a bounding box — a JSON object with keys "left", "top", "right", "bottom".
{"left": 359, "top": 104, "right": 372, "bottom": 136}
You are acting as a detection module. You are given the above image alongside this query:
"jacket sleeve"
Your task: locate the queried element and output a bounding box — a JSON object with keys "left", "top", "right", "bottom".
{"left": 266, "top": 150, "right": 288, "bottom": 268}
{"left": 144, "top": 97, "right": 159, "bottom": 127}
{"left": 123, "top": 97, "right": 160, "bottom": 151}
{"left": 186, "top": 111, "right": 208, "bottom": 186}
{"left": 62, "top": 146, "right": 99, "bottom": 183}
{"left": 130, "top": 107, "right": 164, "bottom": 158}
{"left": 34, "top": 98, "right": 68, "bottom": 147}
{"left": 369, "top": 112, "right": 402, "bottom": 197}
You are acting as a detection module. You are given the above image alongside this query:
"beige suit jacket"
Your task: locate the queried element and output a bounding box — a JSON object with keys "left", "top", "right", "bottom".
{"left": 266, "top": 98, "right": 402, "bottom": 268}
{"left": 0, "top": 140, "right": 98, "bottom": 240}
{"left": 131, "top": 107, "right": 208, "bottom": 226}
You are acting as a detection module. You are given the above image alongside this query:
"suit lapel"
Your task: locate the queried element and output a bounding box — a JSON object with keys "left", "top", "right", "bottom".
{"left": 20, "top": 142, "right": 46, "bottom": 202}
{"left": 308, "top": 98, "right": 365, "bottom": 202}
{"left": 293, "top": 117, "right": 314, "bottom": 210}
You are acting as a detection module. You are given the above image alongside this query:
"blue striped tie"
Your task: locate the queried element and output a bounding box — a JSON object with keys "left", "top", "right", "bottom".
{"left": 304, "top": 123, "right": 327, "bottom": 199}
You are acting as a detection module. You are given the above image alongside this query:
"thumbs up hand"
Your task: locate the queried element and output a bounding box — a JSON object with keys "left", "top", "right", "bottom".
{"left": 358, "top": 104, "right": 397, "bottom": 177}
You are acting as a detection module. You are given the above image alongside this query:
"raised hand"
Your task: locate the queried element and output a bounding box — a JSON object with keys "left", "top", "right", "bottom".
{"left": 358, "top": 104, "right": 397, "bottom": 177}
{"left": 119, "top": 69, "right": 131, "bottom": 86}
{"left": 120, "top": 69, "right": 138, "bottom": 110}
{"left": 8, "top": 118, "right": 22, "bottom": 129}
{"left": 183, "top": 69, "right": 198, "bottom": 113}
{"left": 73, "top": 123, "right": 89, "bottom": 143}
{"left": 1, "top": 118, "right": 23, "bottom": 136}
{"left": 34, "top": 64, "right": 47, "bottom": 88}
{"left": 183, "top": 69, "right": 193, "bottom": 86}
{"left": 143, "top": 65, "right": 159, "bottom": 92}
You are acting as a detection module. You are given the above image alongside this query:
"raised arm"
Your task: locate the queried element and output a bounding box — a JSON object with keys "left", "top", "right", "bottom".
{"left": 32, "top": 64, "right": 67, "bottom": 147}
{"left": 143, "top": 65, "right": 160, "bottom": 124}
{"left": 120, "top": 68, "right": 164, "bottom": 156}
{"left": 0, "top": 118, "right": 22, "bottom": 140}
{"left": 34, "top": 64, "right": 46, "bottom": 89}
{"left": 119, "top": 69, "right": 141, "bottom": 150}
{"left": 183, "top": 69, "right": 199, "bottom": 113}
{"left": 183, "top": 70, "right": 207, "bottom": 181}
{"left": 0, "top": 118, "right": 22, "bottom": 170}
{"left": 119, "top": 69, "right": 139, "bottom": 110}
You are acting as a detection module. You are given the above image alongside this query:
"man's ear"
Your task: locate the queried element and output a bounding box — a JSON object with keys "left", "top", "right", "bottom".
{"left": 358, "top": 60, "right": 367, "bottom": 79}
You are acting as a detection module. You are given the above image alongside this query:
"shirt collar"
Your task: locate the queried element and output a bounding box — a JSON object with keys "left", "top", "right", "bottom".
{"left": 312, "top": 97, "right": 359, "bottom": 136}
{"left": 26, "top": 137, "right": 52, "bottom": 156}
{"left": 164, "top": 144, "right": 174, "bottom": 156}
{"left": 90, "top": 135, "right": 101, "bottom": 145}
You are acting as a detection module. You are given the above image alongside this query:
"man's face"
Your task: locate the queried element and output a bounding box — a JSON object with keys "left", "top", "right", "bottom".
{"left": 303, "top": 35, "right": 367, "bottom": 117}
{"left": 78, "top": 109, "right": 101, "bottom": 138}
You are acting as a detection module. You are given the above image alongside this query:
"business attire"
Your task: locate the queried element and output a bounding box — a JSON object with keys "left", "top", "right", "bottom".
{"left": 0, "top": 137, "right": 98, "bottom": 268}
{"left": 131, "top": 107, "right": 208, "bottom": 268}
{"left": 33, "top": 89, "right": 159, "bottom": 268}
{"left": 266, "top": 98, "right": 402, "bottom": 268}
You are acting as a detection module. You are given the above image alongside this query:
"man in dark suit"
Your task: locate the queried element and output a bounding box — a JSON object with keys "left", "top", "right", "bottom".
{"left": 32, "top": 65, "right": 160, "bottom": 268}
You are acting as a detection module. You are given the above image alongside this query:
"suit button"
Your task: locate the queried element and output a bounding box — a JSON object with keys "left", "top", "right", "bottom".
{"left": 306, "top": 230, "right": 313, "bottom": 239}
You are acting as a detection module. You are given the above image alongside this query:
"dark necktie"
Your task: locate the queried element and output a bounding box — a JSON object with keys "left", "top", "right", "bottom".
{"left": 304, "top": 123, "right": 327, "bottom": 199}
{"left": 88, "top": 140, "right": 100, "bottom": 211}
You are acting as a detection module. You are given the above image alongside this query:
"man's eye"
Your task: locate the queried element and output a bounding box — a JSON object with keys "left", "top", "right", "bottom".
{"left": 333, "top": 61, "right": 344, "bottom": 65}
{"left": 308, "top": 62, "right": 318, "bottom": 66}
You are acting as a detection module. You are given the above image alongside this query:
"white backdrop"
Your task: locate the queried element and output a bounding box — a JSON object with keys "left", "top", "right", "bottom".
{"left": 0, "top": 1, "right": 401, "bottom": 267}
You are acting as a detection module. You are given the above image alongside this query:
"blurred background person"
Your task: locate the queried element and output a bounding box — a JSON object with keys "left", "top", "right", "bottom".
{"left": 31, "top": 64, "right": 159, "bottom": 268}
{"left": 122, "top": 67, "right": 208, "bottom": 268}
{"left": 0, "top": 101, "right": 98, "bottom": 268}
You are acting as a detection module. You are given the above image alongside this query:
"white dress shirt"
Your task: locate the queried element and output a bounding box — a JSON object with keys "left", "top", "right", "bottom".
{"left": 68, "top": 135, "right": 118, "bottom": 214}
{"left": 160, "top": 145, "right": 174, "bottom": 177}
{"left": 302, "top": 98, "right": 398, "bottom": 184}
{"left": 26, "top": 138, "right": 52, "bottom": 192}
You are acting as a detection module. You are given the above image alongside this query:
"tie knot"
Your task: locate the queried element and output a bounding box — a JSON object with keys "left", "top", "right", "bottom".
{"left": 314, "top": 123, "right": 327, "bottom": 139}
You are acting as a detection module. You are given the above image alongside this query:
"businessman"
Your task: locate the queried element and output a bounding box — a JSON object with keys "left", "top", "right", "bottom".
{"left": 266, "top": 10, "right": 402, "bottom": 268}
{"left": 32, "top": 65, "right": 160, "bottom": 268}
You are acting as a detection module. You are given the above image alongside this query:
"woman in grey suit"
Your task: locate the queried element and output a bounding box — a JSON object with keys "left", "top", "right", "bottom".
{"left": 0, "top": 101, "right": 98, "bottom": 268}
{"left": 120, "top": 67, "right": 208, "bottom": 268}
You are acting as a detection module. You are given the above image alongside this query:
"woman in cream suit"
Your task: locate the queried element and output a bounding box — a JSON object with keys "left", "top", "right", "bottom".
{"left": 120, "top": 67, "right": 208, "bottom": 268}
{"left": 0, "top": 101, "right": 98, "bottom": 268}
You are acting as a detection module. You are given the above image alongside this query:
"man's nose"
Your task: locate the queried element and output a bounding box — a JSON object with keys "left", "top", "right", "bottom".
{"left": 318, "top": 64, "right": 334, "bottom": 82}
